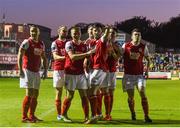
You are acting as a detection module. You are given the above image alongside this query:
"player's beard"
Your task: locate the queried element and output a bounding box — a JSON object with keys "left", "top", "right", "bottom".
{"left": 31, "top": 35, "right": 39, "bottom": 41}
{"left": 60, "top": 35, "right": 66, "bottom": 40}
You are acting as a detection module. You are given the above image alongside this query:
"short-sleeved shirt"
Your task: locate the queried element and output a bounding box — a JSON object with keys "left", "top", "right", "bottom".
{"left": 64, "top": 40, "right": 87, "bottom": 75}
{"left": 20, "top": 38, "right": 45, "bottom": 72}
{"left": 122, "top": 42, "right": 149, "bottom": 75}
{"left": 107, "top": 42, "right": 119, "bottom": 72}
{"left": 51, "top": 39, "right": 66, "bottom": 70}
{"left": 91, "top": 38, "right": 108, "bottom": 71}
{"left": 85, "top": 38, "right": 96, "bottom": 69}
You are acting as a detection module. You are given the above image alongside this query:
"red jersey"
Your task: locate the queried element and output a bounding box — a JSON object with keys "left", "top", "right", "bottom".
{"left": 85, "top": 38, "right": 96, "bottom": 69}
{"left": 51, "top": 39, "right": 66, "bottom": 70}
{"left": 92, "top": 38, "right": 108, "bottom": 71}
{"left": 123, "top": 42, "right": 145, "bottom": 75}
{"left": 85, "top": 38, "right": 96, "bottom": 50}
{"left": 64, "top": 41, "right": 87, "bottom": 75}
{"left": 107, "top": 43, "right": 119, "bottom": 72}
{"left": 107, "top": 56, "right": 117, "bottom": 72}
{"left": 21, "top": 38, "right": 44, "bottom": 72}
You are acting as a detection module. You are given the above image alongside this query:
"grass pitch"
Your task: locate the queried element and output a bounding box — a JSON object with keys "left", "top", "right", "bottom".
{"left": 0, "top": 78, "right": 180, "bottom": 127}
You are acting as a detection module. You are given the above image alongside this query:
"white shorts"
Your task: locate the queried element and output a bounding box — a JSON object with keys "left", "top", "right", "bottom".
{"left": 90, "top": 69, "right": 108, "bottom": 88}
{"left": 53, "top": 70, "right": 65, "bottom": 88}
{"left": 85, "top": 69, "right": 93, "bottom": 88}
{"left": 65, "top": 74, "right": 88, "bottom": 91}
{"left": 107, "top": 72, "right": 116, "bottom": 89}
{"left": 20, "top": 69, "right": 40, "bottom": 90}
{"left": 122, "top": 74, "right": 146, "bottom": 92}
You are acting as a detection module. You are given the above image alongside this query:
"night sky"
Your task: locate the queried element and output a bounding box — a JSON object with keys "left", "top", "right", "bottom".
{"left": 0, "top": 0, "right": 180, "bottom": 35}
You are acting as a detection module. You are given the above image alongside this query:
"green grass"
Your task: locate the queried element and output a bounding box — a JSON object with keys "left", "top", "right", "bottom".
{"left": 0, "top": 78, "right": 180, "bottom": 127}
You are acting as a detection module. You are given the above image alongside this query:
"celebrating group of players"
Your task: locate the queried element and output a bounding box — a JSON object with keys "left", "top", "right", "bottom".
{"left": 18, "top": 24, "right": 152, "bottom": 124}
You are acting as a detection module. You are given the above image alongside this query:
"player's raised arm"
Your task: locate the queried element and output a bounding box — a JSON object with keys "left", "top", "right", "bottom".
{"left": 109, "top": 27, "right": 121, "bottom": 60}
{"left": 101, "top": 25, "right": 110, "bottom": 43}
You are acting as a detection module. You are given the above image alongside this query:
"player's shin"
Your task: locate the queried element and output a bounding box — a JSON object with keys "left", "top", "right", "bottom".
{"left": 81, "top": 96, "right": 89, "bottom": 120}
{"left": 22, "top": 96, "right": 31, "bottom": 119}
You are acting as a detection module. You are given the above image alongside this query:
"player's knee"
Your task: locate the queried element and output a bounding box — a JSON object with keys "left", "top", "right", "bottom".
{"left": 140, "top": 94, "right": 147, "bottom": 100}
{"left": 128, "top": 96, "right": 134, "bottom": 101}
{"left": 139, "top": 90, "right": 146, "bottom": 98}
{"left": 56, "top": 88, "right": 63, "bottom": 95}
{"left": 67, "top": 93, "right": 74, "bottom": 100}
{"left": 56, "top": 87, "right": 62, "bottom": 91}
{"left": 26, "top": 88, "right": 33, "bottom": 97}
{"left": 101, "top": 87, "right": 109, "bottom": 94}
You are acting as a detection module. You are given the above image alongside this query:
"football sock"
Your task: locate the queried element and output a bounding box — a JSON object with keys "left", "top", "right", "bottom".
{"left": 96, "top": 92, "right": 103, "bottom": 115}
{"left": 61, "top": 97, "right": 71, "bottom": 116}
{"left": 29, "top": 97, "right": 37, "bottom": 118}
{"left": 81, "top": 96, "right": 89, "bottom": 118}
{"left": 55, "top": 99, "right": 61, "bottom": 115}
{"left": 109, "top": 94, "right": 114, "bottom": 114}
{"left": 141, "top": 97, "right": 149, "bottom": 117}
{"left": 128, "top": 98, "right": 135, "bottom": 114}
{"left": 89, "top": 95, "right": 97, "bottom": 117}
{"left": 104, "top": 93, "right": 111, "bottom": 116}
{"left": 22, "top": 96, "right": 31, "bottom": 119}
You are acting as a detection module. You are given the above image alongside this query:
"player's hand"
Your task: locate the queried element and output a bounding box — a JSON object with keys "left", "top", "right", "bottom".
{"left": 104, "top": 24, "right": 111, "bottom": 29}
{"left": 86, "top": 49, "right": 95, "bottom": 56}
{"left": 41, "top": 70, "right": 47, "bottom": 80}
{"left": 143, "top": 71, "right": 148, "bottom": 79}
{"left": 83, "top": 59, "right": 88, "bottom": 68}
{"left": 19, "top": 70, "right": 25, "bottom": 78}
{"left": 88, "top": 47, "right": 96, "bottom": 54}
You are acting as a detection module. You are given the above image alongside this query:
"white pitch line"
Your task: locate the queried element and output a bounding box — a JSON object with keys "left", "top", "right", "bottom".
{"left": 25, "top": 108, "right": 55, "bottom": 127}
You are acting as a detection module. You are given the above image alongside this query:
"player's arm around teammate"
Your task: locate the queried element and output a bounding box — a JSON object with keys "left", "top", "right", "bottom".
{"left": 61, "top": 27, "right": 95, "bottom": 123}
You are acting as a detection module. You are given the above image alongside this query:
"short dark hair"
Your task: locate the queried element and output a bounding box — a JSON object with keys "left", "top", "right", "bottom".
{"left": 131, "top": 28, "right": 141, "bottom": 35}
{"left": 92, "top": 24, "right": 103, "bottom": 29}
{"left": 30, "top": 25, "right": 40, "bottom": 34}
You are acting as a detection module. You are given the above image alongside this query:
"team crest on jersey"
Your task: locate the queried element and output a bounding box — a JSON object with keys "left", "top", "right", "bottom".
{"left": 139, "top": 48, "right": 142, "bottom": 53}
{"left": 129, "top": 52, "right": 140, "bottom": 60}
{"left": 34, "top": 48, "right": 42, "bottom": 55}
{"left": 81, "top": 47, "right": 85, "bottom": 52}
{"left": 60, "top": 49, "right": 65, "bottom": 55}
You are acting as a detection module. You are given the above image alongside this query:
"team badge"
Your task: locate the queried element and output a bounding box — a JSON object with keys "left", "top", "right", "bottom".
{"left": 139, "top": 48, "right": 142, "bottom": 53}
{"left": 82, "top": 47, "right": 85, "bottom": 52}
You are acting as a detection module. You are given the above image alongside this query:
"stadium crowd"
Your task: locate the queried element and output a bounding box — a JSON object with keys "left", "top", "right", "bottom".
{"left": 149, "top": 53, "right": 180, "bottom": 71}
{"left": 118, "top": 52, "right": 180, "bottom": 72}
